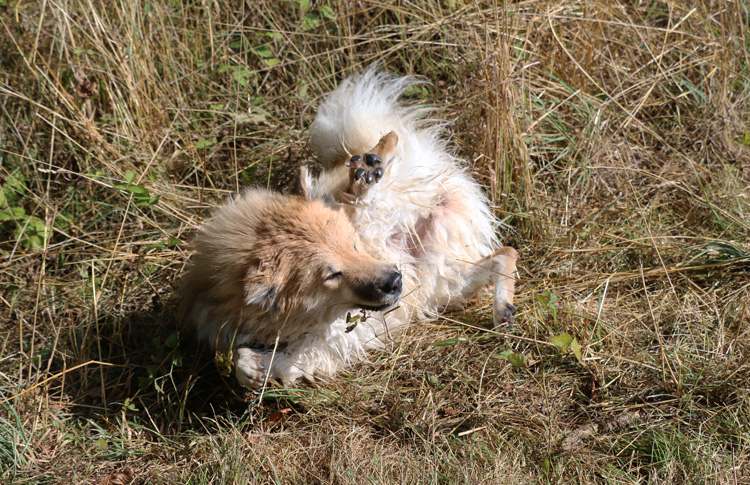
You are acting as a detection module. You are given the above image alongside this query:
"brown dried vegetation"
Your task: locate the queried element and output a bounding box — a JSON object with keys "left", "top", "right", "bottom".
{"left": 1, "top": 0, "right": 748, "bottom": 483}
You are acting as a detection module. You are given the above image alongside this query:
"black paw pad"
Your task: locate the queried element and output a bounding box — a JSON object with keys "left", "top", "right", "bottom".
{"left": 365, "top": 153, "right": 382, "bottom": 167}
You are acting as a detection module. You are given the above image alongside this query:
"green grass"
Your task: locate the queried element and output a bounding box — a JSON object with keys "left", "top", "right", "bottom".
{"left": 1, "top": 0, "right": 750, "bottom": 483}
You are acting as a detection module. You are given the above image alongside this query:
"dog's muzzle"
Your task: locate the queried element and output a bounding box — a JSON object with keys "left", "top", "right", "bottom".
{"left": 355, "top": 269, "right": 403, "bottom": 310}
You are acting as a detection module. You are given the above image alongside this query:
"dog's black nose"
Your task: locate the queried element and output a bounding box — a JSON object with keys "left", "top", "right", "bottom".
{"left": 355, "top": 269, "right": 403, "bottom": 306}
{"left": 381, "top": 270, "right": 403, "bottom": 296}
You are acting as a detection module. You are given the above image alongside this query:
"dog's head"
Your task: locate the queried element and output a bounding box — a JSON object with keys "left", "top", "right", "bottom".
{"left": 237, "top": 193, "right": 402, "bottom": 318}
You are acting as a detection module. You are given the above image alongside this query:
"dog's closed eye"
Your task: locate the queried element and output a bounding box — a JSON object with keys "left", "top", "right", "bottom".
{"left": 324, "top": 271, "right": 343, "bottom": 282}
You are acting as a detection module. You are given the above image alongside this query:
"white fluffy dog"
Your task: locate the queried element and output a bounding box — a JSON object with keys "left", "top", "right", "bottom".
{"left": 179, "top": 70, "right": 517, "bottom": 388}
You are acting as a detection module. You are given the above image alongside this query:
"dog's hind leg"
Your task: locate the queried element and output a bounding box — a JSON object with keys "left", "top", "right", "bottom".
{"left": 339, "top": 131, "right": 398, "bottom": 201}
{"left": 460, "top": 247, "right": 518, "bottom": 327}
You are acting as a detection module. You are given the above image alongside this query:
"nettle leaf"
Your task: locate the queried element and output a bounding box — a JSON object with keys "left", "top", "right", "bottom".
{"left": 0, "top": 206, "right": 26, "bottom": 221}
{"left": 551, "top": 333, "right": 573, "bottom": 352}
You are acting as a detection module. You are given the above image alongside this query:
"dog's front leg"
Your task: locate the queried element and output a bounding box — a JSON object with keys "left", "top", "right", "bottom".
{"left": 233, "top": 343, "right": 316, "bottom": 389}
{"left": 233, "top": 346, "right": 268, "bottom": 389}
{"left": 460, "top": 247, "right": 518, "bottom": 327}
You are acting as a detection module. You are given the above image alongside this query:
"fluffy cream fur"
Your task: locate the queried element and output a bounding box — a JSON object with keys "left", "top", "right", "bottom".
{"left": 179, "top": 70, "right": 517, "bottom": 388}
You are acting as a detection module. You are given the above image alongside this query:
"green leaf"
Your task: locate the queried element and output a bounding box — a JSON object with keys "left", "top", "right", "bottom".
{"left": 26, "top": 216, "right": 48, "bottom": 248}
{"left": 5, "top": 172, "right": 27, "bottom": 200}
{"left": 431, "top": 336, "right": 468, "bottom": 347}
{"left": 302, "top": 13, "right": 320, "bottom": 30}
{"left": 214, "top": 350, "right": 234, "bottom": 377}
{"left": 195, "top": 137, "right": 217, "bottom": 149}
{"left": 551, "top": 333, "right": 573, "bottom": 352}
{"left": 507, "top": 352, "right": 526, "bottom": 368}
{"left": 123, "top": 398, "right": 139, "bottom": 412}
{"left": 233, "top": 68, "right": 252, "bottom": 86}
{"left": 570, "top": 339, "right": 583, "bottom": 362}
{"left": 263, "top": 58, "right": 280, "bottom": 68}
{"left": 164, "top": 332, "right": 179, "bottom": 349}
{"left": 295, "top": 0, "right": 310, "bottom": 12}
{"left": 492, "top": 349, "right": 513, "bottom": 360}
{"left": 124, "top": 172, "right": 137, "bottom": 184}
{"left": 138, "top": 377, "right": 151, "bottom": 391}
{"left": 126, "top": 184, "right": 148, "bottom": 196}
{"left": 236, "top": 110, "right": 268, "bottom": 125}
{"left": 94, "top": 439, "right": 108, "bottom": 450}
{"left": 0, "top": 206, "right": 26, "bottom": 221}
{"left": 147, "top": 241, "right": 166, "bottom": 250}
{"left": 319, "top": 5, "right": 335, "bottom": 19}
{"left": 252, "top": 45, "right": 273, "bottom": 58}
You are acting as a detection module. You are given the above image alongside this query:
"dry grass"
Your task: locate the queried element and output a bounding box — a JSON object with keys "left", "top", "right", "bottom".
{"left": 1, "top": 0, "right": 749, "bottom": 483}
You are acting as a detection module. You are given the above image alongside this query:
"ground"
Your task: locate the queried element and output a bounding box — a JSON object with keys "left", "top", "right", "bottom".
{"left": 1, "top": 0, "right": 749, "bottom": 483}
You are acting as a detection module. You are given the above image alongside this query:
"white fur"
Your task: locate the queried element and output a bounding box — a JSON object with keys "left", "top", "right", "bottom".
{"left": 182, "top": 70, "right": 517, "bottom": 388}
{"left": 309, "top": 70, "right": 506, "bottom": 317}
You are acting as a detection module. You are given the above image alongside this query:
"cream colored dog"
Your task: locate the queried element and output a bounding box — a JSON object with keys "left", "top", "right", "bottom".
{"left": 179, "top": 71, "right": 517, "bottom": 388}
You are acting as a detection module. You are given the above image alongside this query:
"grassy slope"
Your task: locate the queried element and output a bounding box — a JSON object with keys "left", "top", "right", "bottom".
{"left": 1, "top": 0, "right": 749, "bottom": 483}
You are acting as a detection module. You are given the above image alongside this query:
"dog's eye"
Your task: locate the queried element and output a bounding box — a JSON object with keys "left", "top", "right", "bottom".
{"left": 325, "top": 271, "right": 343, "bottom": 281}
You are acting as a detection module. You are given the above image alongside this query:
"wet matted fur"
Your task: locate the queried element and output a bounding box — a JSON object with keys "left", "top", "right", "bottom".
{"left": 179, "top": 70, "right": 517, "bottom": 388}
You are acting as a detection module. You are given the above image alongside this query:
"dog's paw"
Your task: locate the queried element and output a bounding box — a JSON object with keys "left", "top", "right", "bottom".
{"left": 493, "top": 300, "right": 517, "bottom": 328}
{"left": 346, "top": 152, "right": 385, "bottom": 194}
{"left": 234, "top": 347, "right": 268, "bottom": 389}
{"left": 344, "top": 131, "right": 398, "bottom": 199}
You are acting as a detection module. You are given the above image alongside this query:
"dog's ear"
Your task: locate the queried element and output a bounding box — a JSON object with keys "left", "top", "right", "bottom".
{"left": 244, "top": 273, "right": 279, "bottom": 311}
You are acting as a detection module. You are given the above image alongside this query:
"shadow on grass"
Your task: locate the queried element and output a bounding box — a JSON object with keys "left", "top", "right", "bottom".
{"left": 56, "top": 303, "right": 285, "bottom": 435}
